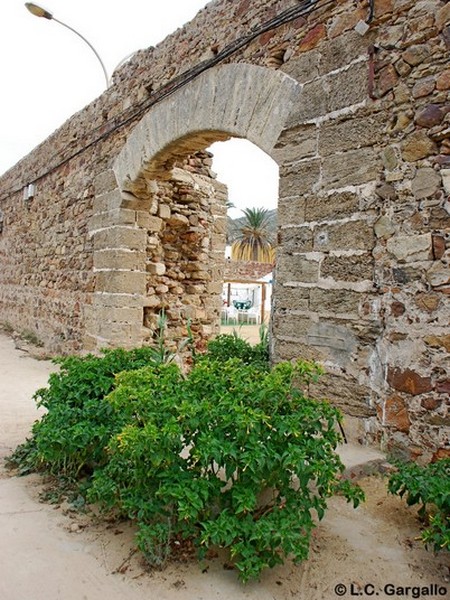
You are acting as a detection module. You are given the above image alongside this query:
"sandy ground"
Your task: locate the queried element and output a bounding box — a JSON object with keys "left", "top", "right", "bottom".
{"left": 0, "top": 332, "right": 448, "bottom": 600}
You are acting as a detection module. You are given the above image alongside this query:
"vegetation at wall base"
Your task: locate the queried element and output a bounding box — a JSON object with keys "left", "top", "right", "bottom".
{"left": 388, "top": 458, "right": 450, "bottom": 553}
{"left": 9, "top": 330, "right": 364, "bottom": 582}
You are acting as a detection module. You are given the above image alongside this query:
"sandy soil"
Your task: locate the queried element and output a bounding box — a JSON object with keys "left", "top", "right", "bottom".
{"left": 0, "top": 332, "right": 448, "bottom": 600}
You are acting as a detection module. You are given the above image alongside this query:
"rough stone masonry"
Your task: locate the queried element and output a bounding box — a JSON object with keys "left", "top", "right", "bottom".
{"left": 0, "top": 0, "right": 448, "bottom": 462}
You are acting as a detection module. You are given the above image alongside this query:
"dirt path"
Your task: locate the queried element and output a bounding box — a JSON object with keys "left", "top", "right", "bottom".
{"left": 0, "top": 333, "right": 448, "bottom": 600}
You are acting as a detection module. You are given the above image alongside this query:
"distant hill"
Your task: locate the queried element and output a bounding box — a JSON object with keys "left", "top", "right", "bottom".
{"left": 227, "top": 208, "right": 277, "bottom": 245}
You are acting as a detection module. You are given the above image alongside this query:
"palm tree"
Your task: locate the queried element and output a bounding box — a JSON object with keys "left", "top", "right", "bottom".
{"left": 230, "top": 207, "right": 275, "bottom": 263}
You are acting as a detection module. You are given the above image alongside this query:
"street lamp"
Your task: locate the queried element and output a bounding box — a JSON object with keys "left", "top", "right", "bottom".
{"left": 24, "top": 3, "right": 109, "bottom": 89}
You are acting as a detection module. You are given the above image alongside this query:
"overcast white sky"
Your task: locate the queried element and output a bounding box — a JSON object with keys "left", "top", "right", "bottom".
{"left": 0, "top": 0, "right": 278, "bottom": 218}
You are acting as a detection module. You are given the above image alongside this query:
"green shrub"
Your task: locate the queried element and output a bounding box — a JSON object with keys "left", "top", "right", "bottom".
{"left": 89, "top": 357, "right": 363, "bottom": 581}
{"left": 205, "top": 331, "right": 269, "bottom": 371}
{"left": 10, "top": 347, "right": 162, "bottom": 478}
{"left": 388, "top": 458, "right": 450, "bottom": 552}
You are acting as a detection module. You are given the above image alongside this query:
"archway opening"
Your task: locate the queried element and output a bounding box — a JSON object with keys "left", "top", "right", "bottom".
{"left": 208, "top": 138, "right": 278, "bottom": 343}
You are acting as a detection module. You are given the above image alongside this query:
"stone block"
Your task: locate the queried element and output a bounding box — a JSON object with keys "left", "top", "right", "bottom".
{"left": 92, "top": 306, "right": 143, "bottom": 325}
{"left": 146, "top": 262, "right": 166, "bottom": 276}
{"left": 278, "top": 227, "right": 313, "bottom": 253}
{"left": 93, "top": 190, "right": 123, "bottom": 213}
{"left": 89, "top": 208, "right": 136, "bottom": 231}
{"left": 273, "top": 286, "right": 310, "bottom": 311}
{"left": 320, "top": 30, "right": 376, "bottom": 75}
{"left": 287, "top": 79, "right": 328, "bottom": 124}
{"left": 314, "top": 220, "right": 375, "bottom": 252}
{"left": 93, "top": 249, "right": 146, "bottom": 271}
{"left": 319, "top": 112, "right": 385, "bottom": 154}
{"left": 93, "top": 169, "right": 118, "bottom": 194}
{"left": 277, "top": 254, "right": 319, "bottom": 283}
{"left": 92, "top": 292, "right": 144, "bottom": 309}
{"left": 309, "top": 288, "right": 362, "bottom": 314}
{"left": 374, "top": 215, "right": 395, "bottom": 239}
{"left": 387, "top": 367, "right": 432, "bottom": 395}
{"left": 305, "top": 191, "right": 360, "bottom": 222}
{"left": 321, "top": 254, "right": 374, "bottom": 282}
{"left": 322, "top": 148, "right": 379, "bottom": 189}
{"left": 278, "top": 197, "right": 306, "bottom": 226}
{"left": 424, "top": 334, "right": 450, "bottom": 352}
{"left": 412, "top": 168, "right": 442, "bottom": 199}
{"left": 93, "top": 227, "right": 147, "bottom": 252}
{"left": 386, "top": 233, "right": 432, "bottom": 262}
{"left": 426, "top": 261, "right": 450, "bottom": 287}
{"left": 137, "top": 213, "right": 163, "bottom": 231}
{"left": 309, "top": 375, "right": 375, "bottom": 418}
{"left": 95, "top": 270, "right": 147, "bottom": 295}
{"left": 327, "top": 62, "right": 368, "bottom": 113}
{"left": 279, "top": 159, "right": 321, "bottom": 197}
{"left": 281, "top": 49, "right": 321, "bottom": 82}
{"left": 273, "top": 339, "right": 321, "bottom": 362}
{"left": 382, "top": 395, "right": 411, "bottom": 432}
{"left": 307, "top": 320, "right": 357, "bottom": 367}
{"left": 272, "top": 313, "right": 310, "bottom": 338}
{"left": 273, "top": 124, "right": 318, "bottom": 165}
{"left": 401, "top": 131, "right": 437, "bottom": 162}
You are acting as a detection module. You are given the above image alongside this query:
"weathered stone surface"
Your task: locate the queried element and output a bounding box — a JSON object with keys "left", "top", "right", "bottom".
{"left": 310, "top": 375, "right": 376, "bottom": 418}
{"left": 96, "top": 270, "right": 147, "bottom": 294}
{"left": 402, "top": 44, "right": 430, "bottom": 66}
{"left": 375, "top": 215, "right": 395, "bottom": 239}
{"left": 414, "top": 104, "right": 446, "bottom": 128}
{"left": 314, "top": 220, "right": 375, "bottom": 252}
{"left": 277, "top": 254, "right": 319, "bottom": 283}
{"left": 415, "top": 292, "right": 441, "bottom": 312}
{"left": 305, "top": 191, "right": 359, "bottom": 222}
{"left": 387, "top": 367, "right": 433, "bottom": 395}
{"left": 321, "top": 254, "right": 374, "bottom": 282}
{"left": 401, "top": 131, "right": 437, "bottom": 161}
{"left": 381, "top": 147, "right": 398, "bottom": 171}
{"left": 273, "top": 286, "right": 310, "bottom": 311}
{"left": 426, "top": 261, "right": 450, "bottom": 287}
{"left": 272, "top": 313, "right": 310, "bottom": 338}
{"left": 277, "top": 197, "right": 306, "bottom": 226}
{"left": 377, "top": 65, "right": 399, "bottom": 97}
{"left": 386, "top": 233, "right": 432, "bottom": 262}
{"left": 273, "top": 124, "right": 317, "bottom": 164}
{"left": 375, "top": 183, "right": 396, "bottom": 200}
{"left": 432, "top": 235, "right": 446, "bottom": 260}
{"left": 322, "top": 148, "right": 379, "bottom": 188}
{"left": 382, "top": 395, "right": 411, "bottom": 433}
{"left": 281, "top": 50, "right": 320, "bottom": 82}
{"left": 309, "top": 288, "right": 362, "bottom": 314}
{"left": 319, "top": 113, "right": 385, "bottom": 154}
{"left": 279, "top": 159, "right": 321, "bottom": 197}
{"left": 412, "top": 77, "right": 436, "bottom": 99}
{"left": 327, "top": 61, "right": 368, "bottom": 113}
{"left": 436, "top": 69, "right": 450, "bottom": 91}
{"left": 424, "top": 334, "right": 450, "bottom": 352}
{"left": 278, "top": 227, "right": 313, "bottom": 253}
{"left": 411, "top": 167, "right": 441, "bottom": 200}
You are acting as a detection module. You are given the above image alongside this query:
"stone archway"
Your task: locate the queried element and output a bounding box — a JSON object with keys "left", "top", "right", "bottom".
{"left": 86, "top": 63, "right": 302, "bottom": 350}
{"left": 87, "top": 60, "right": 383, "bottom": 443}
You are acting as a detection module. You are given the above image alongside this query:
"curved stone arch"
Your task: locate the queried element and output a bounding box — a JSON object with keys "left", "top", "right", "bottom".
{"left": 88, "top": 63, "right": 302, "bottom": 350}
{"left": 113, "top": 63, "right": 302, "bottom": 189}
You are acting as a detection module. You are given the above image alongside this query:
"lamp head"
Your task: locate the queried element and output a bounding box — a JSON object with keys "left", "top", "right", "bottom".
{"left": 25, "top": 3, "right": 53, "bottom": 20}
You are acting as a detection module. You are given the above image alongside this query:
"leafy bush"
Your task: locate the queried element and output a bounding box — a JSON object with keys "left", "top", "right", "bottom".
{"left": 89, "top": 358, "right": 363, "bottom": 581}
{"left": 388, "top": 458, "right": 450, "bottom": 552}
{"left": 205, "top": 330, "right": 269, "bottom": 371}
{"left": 10, "top": 347, "right": 162, "bottom": 478}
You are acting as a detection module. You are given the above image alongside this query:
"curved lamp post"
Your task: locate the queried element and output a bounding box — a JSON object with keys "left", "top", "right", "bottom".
{"left": 25, "top": 2, "right": 109, "bottom": 89}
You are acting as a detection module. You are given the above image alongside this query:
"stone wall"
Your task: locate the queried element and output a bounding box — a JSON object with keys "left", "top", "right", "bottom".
{"left": 0, "top": 0, "right": 448, "bottom": 460}
{"left": 223, "top": 260, "right": 273, "bottom": 282}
